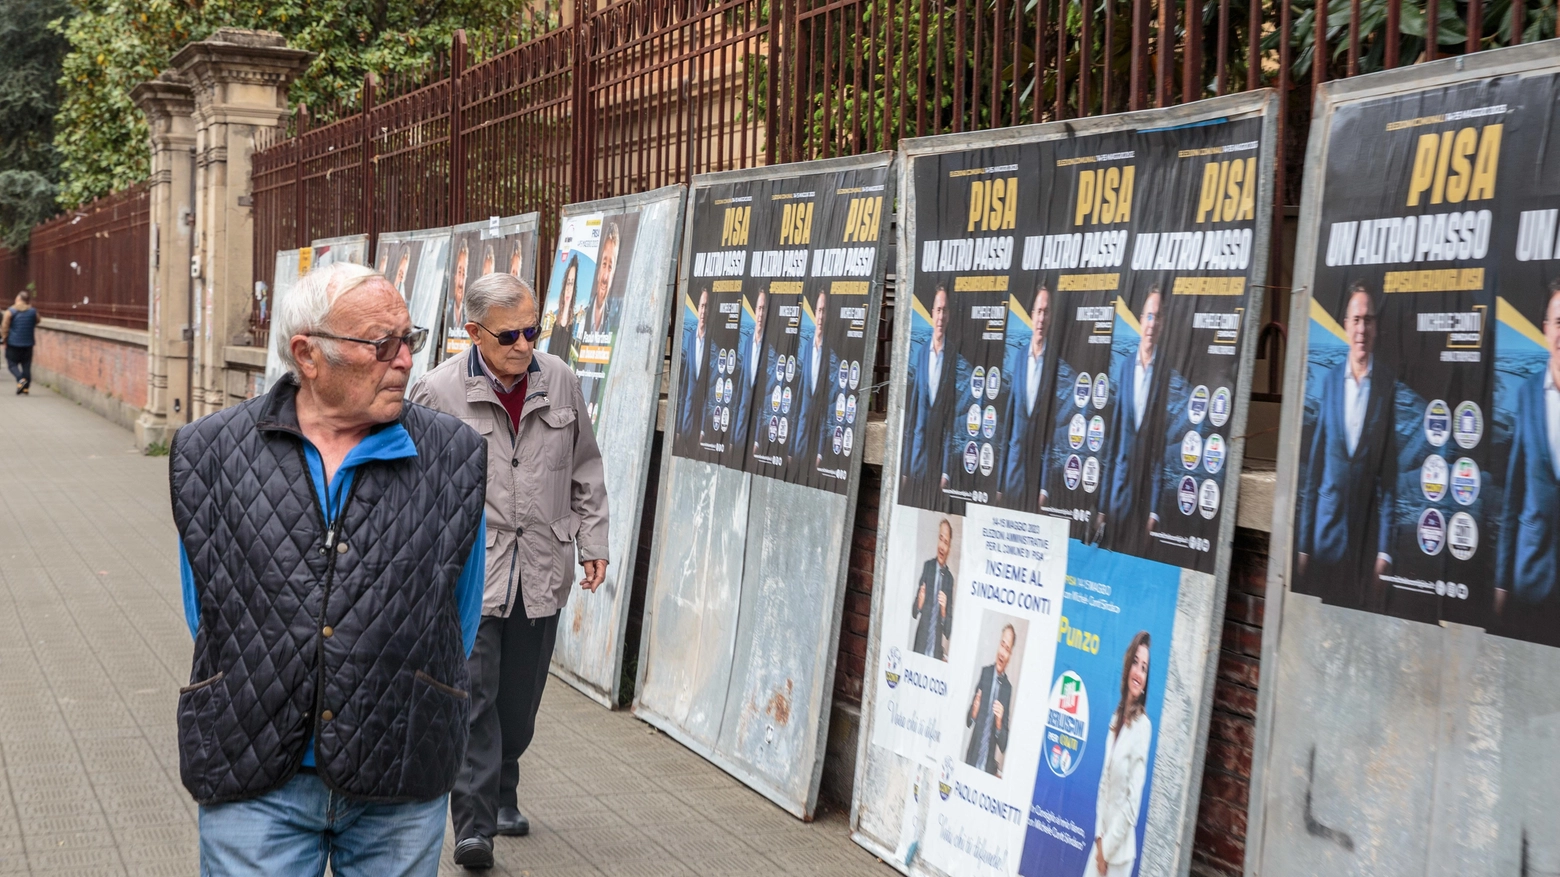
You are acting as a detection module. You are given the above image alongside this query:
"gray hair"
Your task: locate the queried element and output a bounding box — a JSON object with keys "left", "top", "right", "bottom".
{"left": 464, "top": 271, "right": 537, "bottom": 324}
{"left": 274, "top": 262, "right": 385, "bottom": 376}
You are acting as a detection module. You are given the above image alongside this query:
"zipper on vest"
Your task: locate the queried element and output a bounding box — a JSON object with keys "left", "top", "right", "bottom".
{"left": 292, "top": 442, "right": 362, "bottom": 767}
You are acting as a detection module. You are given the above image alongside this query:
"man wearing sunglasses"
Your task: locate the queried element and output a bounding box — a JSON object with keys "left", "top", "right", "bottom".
{"left": 410, "top": 271, "right": 609, "bottom": 870}
{"left": 170, "top": 263, "right": 488, "bottom": 877}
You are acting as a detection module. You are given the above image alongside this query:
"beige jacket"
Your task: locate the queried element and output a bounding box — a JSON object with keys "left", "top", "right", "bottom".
{"left": 409, "top": 347, "right": 608, "bottom": 619}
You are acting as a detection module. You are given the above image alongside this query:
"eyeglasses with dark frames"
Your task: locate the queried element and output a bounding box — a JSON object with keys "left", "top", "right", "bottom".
{"left": 308, "top": 327, "right": 429, "bottom": 362}
{"left": 472, "top": 321, "right": 541, "bottom": 346}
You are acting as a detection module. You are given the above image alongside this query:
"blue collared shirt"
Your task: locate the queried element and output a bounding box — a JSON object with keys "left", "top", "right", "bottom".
{"left": 179, "top": 421, "right": 485, "bottom": 767}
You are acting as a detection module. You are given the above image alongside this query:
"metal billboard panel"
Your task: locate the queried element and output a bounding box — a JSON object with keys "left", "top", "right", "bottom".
{"left": 852, "top": 90, "right": 1278, "bottom": 877}
{"left": 636, "top": 153, "right": 896, "bottom": 818}
{"left": 1249, "top": 42, "right": 1560, "bottom": 877}
{"left": 309, "top": 234, "right": 369, "bottom": 269}
{"left": 441, "top": 213, "right": 540, "bottom": 362}
{"left": 260, "top": 247, "right": 303, "bottom": 394}
{"left": 547, "top": 186, "right": 688, "bottom": 708}
{"left": 373, "top": 226, "right": 452, "bottom": 387}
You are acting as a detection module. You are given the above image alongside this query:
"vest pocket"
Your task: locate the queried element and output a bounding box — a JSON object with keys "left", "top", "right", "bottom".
{"left": 403, "top": 669, "right": 471, "bottom": 795}
{"left": 176, "top": 671, "right": 228, "bottom": 797}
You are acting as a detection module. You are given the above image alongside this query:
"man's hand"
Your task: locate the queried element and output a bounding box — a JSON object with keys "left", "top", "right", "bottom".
{"left": 1296, "top": 552, "right": 1309, "bottom": 580}
{"left": 1147, "top": 513, "right": 1159, "bottom": 538}
{"left": 969, "top": 689, "right": 982, "bottom": 721}
{"left": 992, "top": 698, "right": 1004, "bottom": 730}
{"left": 937, "top": 590, "right": 947, "bottom": 615}
{"left": 580, "top": 559, "right": 608, "bottom": 592}
{"left": 940, "top": 474, "right": 949, "bottom": 490}
{"left": 915, "top": 583, "right": 926, "bottom": 612}
{"left": 1374, "top": 556, "right": 1391, "bottom": 579}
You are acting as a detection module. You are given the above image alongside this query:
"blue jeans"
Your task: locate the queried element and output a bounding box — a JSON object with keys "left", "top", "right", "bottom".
{"left": 198, "top": 773, "right": 448, "bottom": 877}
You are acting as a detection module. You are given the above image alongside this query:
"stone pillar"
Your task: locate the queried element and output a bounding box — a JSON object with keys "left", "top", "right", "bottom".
{"left": 130, "top": 73, "right": 197, "bottom": 449}
{"left": 171, "top": 29, "right": 311, "bottom": 418}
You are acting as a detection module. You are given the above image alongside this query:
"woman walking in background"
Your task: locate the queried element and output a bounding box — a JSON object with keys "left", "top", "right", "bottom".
{"left": 1088, "top": 631, "right": 1153, "bottom": 877}
{"left": 1, "top": 290, "right": 37, "bottom": 395}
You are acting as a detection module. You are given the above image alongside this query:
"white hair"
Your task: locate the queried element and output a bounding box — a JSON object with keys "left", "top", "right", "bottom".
{"left": 274, "top": 262, "right": 385, "bottom": 376}
{"left": 465, "top": 271, "right": 537, "bottom": 324}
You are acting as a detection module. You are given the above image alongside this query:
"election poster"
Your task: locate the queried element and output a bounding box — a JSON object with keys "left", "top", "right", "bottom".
{"left": 854, "top": 91, "right": 1276, "bottom": 877}
{"left": 260, "top": 247, "right": 305, "bottom": 394}
{"left": 310, "top": 233, "right": 368, "bottom": 270}
{"left": 546, "top": 187, "right": 686, "bottom": 709}
{"left": 374, "top": 226, "right": 451, "bottom": 385}
{"left": 1286, "top": 65, "right": 1560, "bottom": 641}
{"left": 443, "top": 214, "right": 539, "bottom": 360}
{"left": 540, "top": 209, "right": 642, "bottom": 424}
{"left": 637, "top": 155, "right": 893, "bottom": 818}
{"left": 1247, "top": 47, "right": 1560, "bottom": 877}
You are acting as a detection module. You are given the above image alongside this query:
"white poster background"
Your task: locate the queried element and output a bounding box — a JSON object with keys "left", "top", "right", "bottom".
{"left": 921, "top": 505, "right": 1067, "bottom": 877}
{"left": 869, "top": 506, "right": 967, "bottom": 764}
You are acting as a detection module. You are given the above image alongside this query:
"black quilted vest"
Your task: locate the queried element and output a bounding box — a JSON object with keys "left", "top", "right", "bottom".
{"left": 170, "top": 378, "right": 486, "bottom": 805}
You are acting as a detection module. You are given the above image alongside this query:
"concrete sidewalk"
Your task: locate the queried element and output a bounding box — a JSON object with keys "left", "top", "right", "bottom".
{"left": 0, "top": 385, "right": 892, "bottom": 876}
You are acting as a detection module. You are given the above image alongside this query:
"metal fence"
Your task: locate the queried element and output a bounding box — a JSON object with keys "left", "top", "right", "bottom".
{"left": 251, "top": 0, "right": 1555, "bottom": 393}
{"left": 4, "top": 185, "right": 152, "bottom": 330}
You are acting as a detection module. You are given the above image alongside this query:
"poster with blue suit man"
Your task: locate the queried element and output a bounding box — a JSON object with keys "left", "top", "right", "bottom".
{"left": 1494, "top": 280, "right": 1560, "bottom": 645}
{"left": 997, "top": 284, "right": 1059, "bottom": 515}
{"left": 900, "top": 284, "right": 961, "bottom": 510}
{"left": 1290, "top": 83, "right": 1518, "bottom": 629}
{"left": 1102, "top": 284, "right": 1174, "bottom": 558}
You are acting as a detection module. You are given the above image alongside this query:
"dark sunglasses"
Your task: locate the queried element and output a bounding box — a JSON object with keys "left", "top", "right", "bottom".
{"left": 309, "top": 327, "right": 429, "bottom": 362}
{"left": 472, "top": 321, "right": 541, "bottom": 346}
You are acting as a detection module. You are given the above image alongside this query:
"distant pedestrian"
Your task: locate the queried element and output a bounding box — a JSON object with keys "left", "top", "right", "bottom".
{"left": 409, "top": 271, "right": 609, "bottom": 871}
{"left": 169, "top": 262, "right": 488, "bottom": 877}
{"left": 1, "top": 290, "right": 38, "bottom": 394}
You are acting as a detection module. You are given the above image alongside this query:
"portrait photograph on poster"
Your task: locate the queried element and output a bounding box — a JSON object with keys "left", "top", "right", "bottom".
{"left": 444, "top": 214, "right": 538, "bottom": 359}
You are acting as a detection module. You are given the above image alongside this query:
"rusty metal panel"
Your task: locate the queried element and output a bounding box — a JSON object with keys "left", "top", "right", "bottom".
{"left": 548, "top": 185, "right": 688, "bottom": 708}
{"left": 852, "top": 90, "right": 1278, "bottom": 877}
{"left": 636, "top": 153, "right": 896, "bottom": 818}
{"left": 1248, "top": 43, "right": 1560, "bottom": 877}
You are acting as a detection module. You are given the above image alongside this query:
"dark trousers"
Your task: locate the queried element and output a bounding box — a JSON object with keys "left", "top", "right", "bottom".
{"left": 5, "top": 345, "right": 31, "bottom": 384}
{"left": 449, "top": 608, "right": 558, "bottom": 841}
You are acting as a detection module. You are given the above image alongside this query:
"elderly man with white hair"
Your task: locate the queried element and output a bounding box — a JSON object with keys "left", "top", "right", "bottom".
{"left": 410, "top": 271, "right": 608, "bottom": 870}
{"left": 169, "top": 262, "right": 488, "bottom": 877}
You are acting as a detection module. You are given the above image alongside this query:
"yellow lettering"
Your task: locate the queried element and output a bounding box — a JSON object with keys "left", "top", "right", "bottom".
{"left": 1431, "top": 129, "right": 1454, "bottom": 205}
{"left": 1407, "top": 133, "right": 1440, "bottom": 207}
{"left": 1115, "top": 166, "right": 1134, "bottom": 224}
{"left": 1003, "top": 177, "right": 1018, "bottom": 229}
{"left": 1196, "top": 162, "right": 1221, "bottom": 223}
{"left": 1101, "top": 167, "right": 1120, "bottom": 224}
{"left": 1237, "top": 157, "right": 1256, "bottom": 221}
{"left": 1469, "top": 123, "right": 1502, "bottom": 201}
{"left": 987, "top": 178, "right": 1006, "bottom": 230}
{"left": 1443, "top": 127, "right": 1478, "bottom": 203}
{"left": 1075, "top": 170, "right": 1096, "bottom": 226}
{"left": 968, "top": 180, "right": 987, "bottom": 232}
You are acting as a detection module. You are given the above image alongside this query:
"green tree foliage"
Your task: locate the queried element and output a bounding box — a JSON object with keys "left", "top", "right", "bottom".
{"left": 0, "top": 0, "right": 71, "bottom": 249}
{"left": 54, "top": 0, "right": 561, "bottom": 209}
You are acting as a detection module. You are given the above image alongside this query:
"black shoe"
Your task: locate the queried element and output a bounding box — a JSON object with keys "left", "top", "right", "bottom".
{"left": 453, "top": 836, "right": 494, "bottom": 870}
{"left": 17, "top": 379, "right": 27, "bottom": 395}
{"left": 496, "top": 806, "right": 530, "bottom": 837}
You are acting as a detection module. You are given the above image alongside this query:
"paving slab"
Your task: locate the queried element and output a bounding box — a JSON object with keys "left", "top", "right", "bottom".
{"left": 0, "top": 386, "right": 894, "bottom": 876}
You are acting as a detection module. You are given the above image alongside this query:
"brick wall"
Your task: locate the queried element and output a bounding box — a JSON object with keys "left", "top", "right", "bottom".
{"left": 1192, "top": 527, "right": 1267, "bottom": 877}
{"left": 834, "top": 463, "right": 881, "bottom": 706}
{"left": 31, "top": 324, "right": 148, "bottom": 431}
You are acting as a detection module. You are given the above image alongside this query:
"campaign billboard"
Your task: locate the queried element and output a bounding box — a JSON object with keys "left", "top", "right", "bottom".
{"left": 636, "top": 154, "right": 894, "bottom": 817}
{"left": 1250, "top": 44, "right": 1560, "bottom": 877}
{"left": 853, "top": 90, "right": 1276, "bottom": 877}
{"left": 374, "top": 226, "right": 452, "bottom": 385}
{"left": 443, "top": 214, "right": 539, "bottom": 360}
{"left": 545, "top": 187, "right": 686, "bottom": 708}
